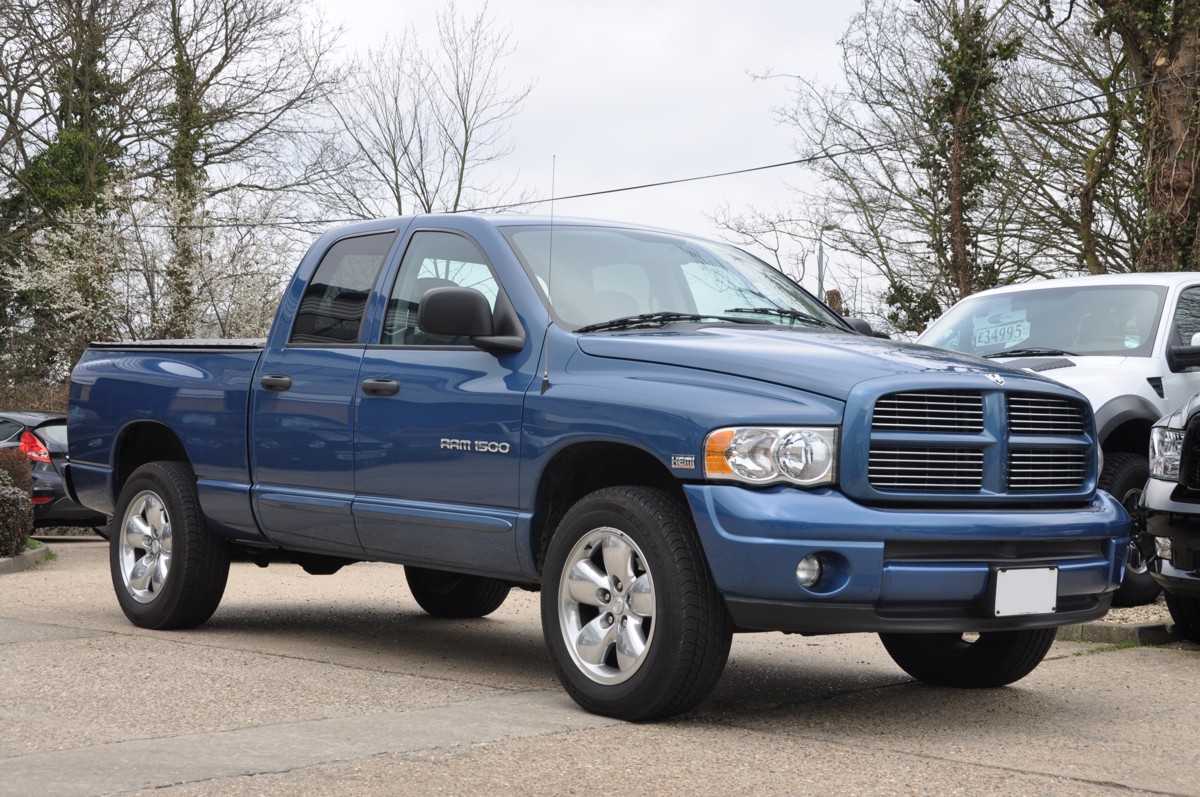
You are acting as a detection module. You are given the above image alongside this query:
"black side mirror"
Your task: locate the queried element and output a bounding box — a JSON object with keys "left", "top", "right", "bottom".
{"left": 845, "top": 317, "right": 889, "bottom": 338}
{"left": 417, "top": 287, "right": 524, "bottom": 353}
{"left": 1168, "top": 344, "right": 1200, "bottom": 372}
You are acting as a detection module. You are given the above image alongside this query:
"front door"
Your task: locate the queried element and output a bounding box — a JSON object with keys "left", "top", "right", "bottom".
{"left": 353, "top": 230, "right": 534, "bottom": 577}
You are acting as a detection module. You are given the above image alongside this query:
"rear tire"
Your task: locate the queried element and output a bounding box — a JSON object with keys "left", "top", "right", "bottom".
{"left": 110, "top": 461, "right": 230, "bottom": 629}
{"left": 1100, "top": 452, "right": 1160, "bottom": 607}
{"left": 1165, "top": 592, "right": 1200, "bottom": 643}
{"left": 541, "top": 486, "right": 732, "bottom": 721}
{"left": 879, "top": 628, "right": 1057, "bottom": 687}
{"left": 404, "top": 566, "right": 510, "bottom": 618}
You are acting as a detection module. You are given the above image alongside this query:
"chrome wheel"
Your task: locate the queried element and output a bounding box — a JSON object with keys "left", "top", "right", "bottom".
{"left": 557, "top": 526, "right": 656, "bottom": 685}
{"left": 118, "top": 490, "right": 173, "bottom": 604}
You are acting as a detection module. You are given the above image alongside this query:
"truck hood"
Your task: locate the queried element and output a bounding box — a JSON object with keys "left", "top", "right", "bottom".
{"left": 993, "top": 355, "right": 1158, "bottom": 410}
{"left": 576, "top": 327, "right": 1035, "bottom": 401}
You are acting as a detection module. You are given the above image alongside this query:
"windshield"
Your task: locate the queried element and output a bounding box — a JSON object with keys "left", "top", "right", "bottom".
{"left": 918, "top": 284, "right": 1167, "bottom": 358}
{"left": 502, "top": 225, "right": 845, "bottom": 331}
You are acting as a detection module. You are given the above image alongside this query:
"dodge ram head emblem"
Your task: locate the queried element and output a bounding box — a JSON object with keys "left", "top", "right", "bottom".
{"left": 986, "top": 373, "right": 1006, "bottom": 386}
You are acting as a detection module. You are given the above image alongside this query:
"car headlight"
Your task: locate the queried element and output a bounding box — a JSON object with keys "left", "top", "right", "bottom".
{"left": 704, "top": 427, "right": 838, "bottom": 486}
{"left": 1149, "top": 426, "right": 1185, "bottom": 480}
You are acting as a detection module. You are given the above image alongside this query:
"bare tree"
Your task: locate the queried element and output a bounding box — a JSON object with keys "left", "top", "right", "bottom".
{"left": 322, "top": 1, "right": 532, "bottom": 219}
{"left": 718, "top": 0, "right": 1025, "bottom": 333}
{"left": 1077, "top": 0, "right": 1200, "bottom": 271}
{"left": 994, "top": 0, "right": 1141, "bottom": 275}
{"left": 0, "top": 0, "right": 162, "bottom": 381}
{"left": 146, "top": 0, "right": 343, "bottom": 336}
{"left": 0, "top": 0, "right": 342, "bottom": 381}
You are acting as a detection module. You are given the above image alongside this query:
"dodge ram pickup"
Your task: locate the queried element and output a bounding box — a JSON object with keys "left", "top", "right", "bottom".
{"left": 68, "top": 214, "right": 1130, "bottom": 720}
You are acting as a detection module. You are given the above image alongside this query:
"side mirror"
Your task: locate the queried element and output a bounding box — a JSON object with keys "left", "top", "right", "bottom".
{"left": 845, "top": 317, "right": 890, "bottom": 339}
{"left": 417, "top": 287, "right": 524, "bottom": 353}
{"left": 845, "top": 317, "right": 873, "bottom": 335}
{"left": 1168, "top": 344, "right": 1200, "bottom": 372}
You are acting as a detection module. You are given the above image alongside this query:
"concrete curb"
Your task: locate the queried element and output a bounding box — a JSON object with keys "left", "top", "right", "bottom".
{"left": 0, "top": 543, "right": 51, "bottom": 576}
{"left": 1056, "top": 621, "right": 1180, "bottom": 645}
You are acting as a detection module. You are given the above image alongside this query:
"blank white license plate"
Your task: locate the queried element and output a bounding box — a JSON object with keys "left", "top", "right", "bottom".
{"left": 992, "top": 566, "right": 1058, "bottom": 617}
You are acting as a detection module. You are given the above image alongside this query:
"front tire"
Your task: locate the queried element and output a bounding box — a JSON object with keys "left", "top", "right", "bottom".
{"left": 879, "top": 628, "right": 1057, "bottom": 687}
{"left": 1100, "top": 452, "right": 1160, "bottom": 607}
{"left": 541, "top": 486, "right": 732, "bottom": 721}
{"left": 110, "top": 461, "right": 230, "bottom": 629}
{"left": 1165, "top": 592, "right": 1200, "bottom": 643}
{"left": 404, "top": 566, "right": 510, "bottom": 618}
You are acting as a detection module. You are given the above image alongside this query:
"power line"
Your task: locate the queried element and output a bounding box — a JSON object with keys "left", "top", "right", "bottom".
{"left": 475, "top": 65, "right": 1200, "bottom": 212}
{"left": 3, "top": 66, "right": 1200, "bottom": 229}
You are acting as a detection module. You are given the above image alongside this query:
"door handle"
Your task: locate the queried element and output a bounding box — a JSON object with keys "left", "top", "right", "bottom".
{"left": 260, "top": 374, "right": 293, "bottom": 391}
{"left": 361, "top": 378, "right": 401, "bottom": 397}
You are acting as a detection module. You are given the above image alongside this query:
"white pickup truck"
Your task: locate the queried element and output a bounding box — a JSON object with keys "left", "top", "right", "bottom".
{"left": 919, "top": 272, "right": 1200, "bottom": 605}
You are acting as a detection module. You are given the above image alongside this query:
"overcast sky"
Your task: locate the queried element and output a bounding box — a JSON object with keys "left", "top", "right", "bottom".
{"left": 319, "top": 0, "right": 857, "bottom": 294}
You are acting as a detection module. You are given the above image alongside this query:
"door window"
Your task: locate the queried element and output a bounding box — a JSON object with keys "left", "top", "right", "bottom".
{"left": 0, "top": 419, "right": 22, "bottom": 443}
{"left": 1173, "top": 286, "right": 1200, "bottom": 346}
{"left": 290, "top": 232, "right": 395, "bottom": 344}
{"left": 382, "top": 231, "right": 500, "bottom": 345}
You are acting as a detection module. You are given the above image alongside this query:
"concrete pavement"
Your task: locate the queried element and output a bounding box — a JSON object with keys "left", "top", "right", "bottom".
{"left": 1, "top": 540, "right": 1197, "bottom": 796}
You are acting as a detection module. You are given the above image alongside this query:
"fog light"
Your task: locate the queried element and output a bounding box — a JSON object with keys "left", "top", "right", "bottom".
{"left": 1155, "top": 536, "right": 1173, "bottom": 561}
{"left": 796, "top": 554, "right": 823, "bottom": 588}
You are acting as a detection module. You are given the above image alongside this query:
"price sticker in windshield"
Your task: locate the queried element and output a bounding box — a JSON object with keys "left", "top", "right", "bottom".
{"left": 972, "top": 312, "right": 1030, "bottom": 350}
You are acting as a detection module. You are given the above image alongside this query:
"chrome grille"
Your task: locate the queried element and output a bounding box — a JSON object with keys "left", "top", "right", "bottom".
{"left": 1185, "top": 443, "right": 1200, "bottom": 490}
{"left": 868, "top": 447, "right": 984, "bottom": 491}
{"left": 1008, "top": 449, "right": 1087, "bottom": 491}
{"left": 863, "top": 387, "right": 1091, "bottom": 500}
{"left": 1008, "top": 394, "right": 1085, "bottom": 435}
{"left": 872, "top": 391, "right": 983, "bottom": 432}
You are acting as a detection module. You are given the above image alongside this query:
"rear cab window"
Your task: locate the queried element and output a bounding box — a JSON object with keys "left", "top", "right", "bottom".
{"left": 290, "top": 232, "right": 397, "bottom": 344}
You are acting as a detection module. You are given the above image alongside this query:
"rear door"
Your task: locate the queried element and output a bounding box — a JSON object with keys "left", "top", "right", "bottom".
{"left": 249, "top": 230, "right": 397, "bottom": 557}
{"left": 352, "top": 229, "right": 534, "bottom": 577}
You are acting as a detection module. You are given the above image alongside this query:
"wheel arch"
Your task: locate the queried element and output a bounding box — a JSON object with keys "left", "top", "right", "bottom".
{"left": 111, "top": 421, "right": 191, "bottom": 503}
{"left": 529, "top": 441, "right": 684, "bottom": 576}
{"left": 1095, "top": 396, "right": 1158, "bottom": 456}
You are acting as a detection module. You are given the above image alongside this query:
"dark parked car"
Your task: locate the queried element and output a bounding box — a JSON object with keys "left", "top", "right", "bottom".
{"left": 1141, "top": 393, "right": 1200, "bottom": 643}
{"left": 0, "top": 411, "right": 107, "bottom": 530}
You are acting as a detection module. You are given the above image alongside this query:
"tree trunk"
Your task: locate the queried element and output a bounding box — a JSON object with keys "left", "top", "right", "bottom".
{"left": 1141, "top": 41, "right": 1200, "bottom": 270}
{"left": 1096, "top": 1, "right": 1200, "bottom": 271}
{"left": 948, "top": 110, "right": 974, "bottom": 300}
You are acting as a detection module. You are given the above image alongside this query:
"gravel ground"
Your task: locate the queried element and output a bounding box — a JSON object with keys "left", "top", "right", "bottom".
{"left": 1100, "top": 592, "right": 1170, "bottom": 625}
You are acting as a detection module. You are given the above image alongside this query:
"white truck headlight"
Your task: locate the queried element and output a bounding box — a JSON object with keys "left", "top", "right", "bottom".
{"left": 1149, "top": 427, "right": 1185, "bottom": 480}
{"left": 705, "top": 427, "right": 838, "bottom": 487}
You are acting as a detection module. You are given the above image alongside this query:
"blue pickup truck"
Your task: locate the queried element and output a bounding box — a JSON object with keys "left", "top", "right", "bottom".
{"left": 68, "top": 215, "right": 1129, "bottom": 720}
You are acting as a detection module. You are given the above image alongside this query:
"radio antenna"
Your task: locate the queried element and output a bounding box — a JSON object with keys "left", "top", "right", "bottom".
{"left": 541, "top": 156, "right": 556, "bottom": 395}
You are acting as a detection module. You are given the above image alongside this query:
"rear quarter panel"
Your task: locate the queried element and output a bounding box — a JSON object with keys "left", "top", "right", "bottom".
{"left": 69, "top": 343, "right": 263, "bottom": 536}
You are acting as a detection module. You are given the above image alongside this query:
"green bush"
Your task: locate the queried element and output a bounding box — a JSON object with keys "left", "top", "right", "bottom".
{"left": 0, "top": 447, "right": 32, "bottom": 493}
{"left": 0, "top": 448, "right": 34, "bottom": 557}
{"left": 0, "top": 485, "right": 33, "bottom": 558}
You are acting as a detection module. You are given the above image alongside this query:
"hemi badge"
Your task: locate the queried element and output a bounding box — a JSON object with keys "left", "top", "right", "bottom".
{"left": 671, "top": 455, "right": 697, "bottom": 470}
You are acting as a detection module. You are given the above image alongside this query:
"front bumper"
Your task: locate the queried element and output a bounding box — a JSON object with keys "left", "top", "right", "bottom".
{"left": 1140, "top": 477, "right": 1200, "bottom": 598}
{"left": 684, "top": 485, "right": 1128, "bottom": 634}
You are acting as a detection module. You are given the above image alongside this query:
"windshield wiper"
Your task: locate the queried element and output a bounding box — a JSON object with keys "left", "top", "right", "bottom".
{"left": 982, "top": 346, "right": 1078, "bottom": 358}
{"left": 575, "top": 312, "right": 753, "bottom": 334}
{"left": 724, "top": 306, "right": 832, "bottom": 327}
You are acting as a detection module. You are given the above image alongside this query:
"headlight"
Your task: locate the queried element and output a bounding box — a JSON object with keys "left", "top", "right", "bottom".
{"left": 1149, "top": 426, "right": 1185, "bottom": 480}
{"left": 704, "top": 427, "right": 838, "bottom": 486}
